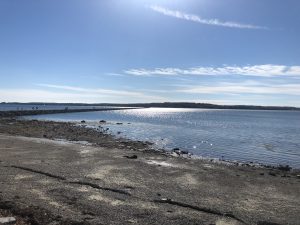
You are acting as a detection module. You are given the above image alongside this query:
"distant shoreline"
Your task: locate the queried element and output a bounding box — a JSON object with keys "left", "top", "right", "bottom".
{"left": 1, "top": 102, "right": 300, "bottom": 111}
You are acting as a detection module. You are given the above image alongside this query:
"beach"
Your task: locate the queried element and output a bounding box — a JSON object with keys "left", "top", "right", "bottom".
{"left": 0, "top": 113, "right": 300, "bottom": 225}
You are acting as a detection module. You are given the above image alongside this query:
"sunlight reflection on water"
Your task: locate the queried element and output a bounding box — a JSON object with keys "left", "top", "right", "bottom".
{"left": 26, "top": 108, "right": 300, "bottom": 168}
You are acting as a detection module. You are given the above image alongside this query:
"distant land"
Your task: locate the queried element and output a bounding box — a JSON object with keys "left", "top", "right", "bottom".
{"left": 1, "top": 102, "right": 300, "bottom": 111}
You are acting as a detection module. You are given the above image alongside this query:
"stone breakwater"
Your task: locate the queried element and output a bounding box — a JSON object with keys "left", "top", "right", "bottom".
{"left": 0, "top": 107, "right": 140, "bottom": 118}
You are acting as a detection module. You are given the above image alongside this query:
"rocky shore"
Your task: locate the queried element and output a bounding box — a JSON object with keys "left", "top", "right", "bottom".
{"left": 0, "top": 112, "right": 300, "bottom": 225}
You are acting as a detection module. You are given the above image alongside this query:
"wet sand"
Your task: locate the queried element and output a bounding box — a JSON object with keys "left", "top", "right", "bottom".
{"left": 0, "top": 116, "right": 300, "bottom": 225}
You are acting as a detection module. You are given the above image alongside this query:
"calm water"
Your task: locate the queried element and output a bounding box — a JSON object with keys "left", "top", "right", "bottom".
{"left": 25, "top": 108, "right": 300, "bottom": 168}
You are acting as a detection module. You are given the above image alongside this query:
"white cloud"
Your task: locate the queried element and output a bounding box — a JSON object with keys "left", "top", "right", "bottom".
{"left": 37, "top": 84, "right": 144, "bottom": 97}
{"left": 0, "top": 85, "right": 168, "bottom": 103}
{"left": 125, "top": 64, "right": 300, "bottom": 77}
{"left": 176, "top": 82, "right": 300, "bottom": 96}
{"left": 149, "top": 5, "right": 267, "bottom": 30}
{"left": 36, "top": 84, "right": 168, "bottom": 101}
{"left": 286, "top": 66, "right": 300, "bottom": 75}
{"left": 0, "top": 89, "right": 103, "bottom": 103}
{"left": 2, "top": 81, "right": 300, "bottom": 106}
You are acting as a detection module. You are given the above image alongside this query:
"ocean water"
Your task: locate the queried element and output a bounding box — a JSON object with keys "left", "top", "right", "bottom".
{"left": 24, "top": 108, "right": 300, "bottom": 168}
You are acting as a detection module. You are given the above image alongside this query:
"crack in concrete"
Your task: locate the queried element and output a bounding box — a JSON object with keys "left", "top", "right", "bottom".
{"left": 8, "top": 165, "right": 131, "bottom": 196}
{"left": 154, "top": 198, "right": 246, "bottom": 224}
{"left": 10, "top": 165, "right": 66, "bottom": 180}
{"left": 69, "top": 181, "right": 131, "bottom": 196}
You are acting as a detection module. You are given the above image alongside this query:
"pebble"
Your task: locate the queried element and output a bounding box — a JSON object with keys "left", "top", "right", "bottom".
{"left": 0, "top": 217, "right": 16, "bottom": 224}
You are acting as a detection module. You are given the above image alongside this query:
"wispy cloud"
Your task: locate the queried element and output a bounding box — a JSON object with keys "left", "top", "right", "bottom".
{"left": 105, "top": 73, "right": 126, "bottom": 77}
{"left": 175, "top": 81, "right": 300, "bottom": 96}
{"left": 125, "top": 65, "right": 300, "bottom": 77}
{"left": 2, "top": 82, "right": 299, "bottom": 106}
{"left": 0, "top": 85, "right": 168, "bottom": 103}
{"left": 0, "top": 89, "right": 103, "bottom": 103}
{"left": 35, "top": 84, "right": 167, "bottom": 102}
{"left": 37, "top": 84, "right": 140, "bottom": 97}
{"left": 149, "top": 5, "right": 267, "bottom": 30}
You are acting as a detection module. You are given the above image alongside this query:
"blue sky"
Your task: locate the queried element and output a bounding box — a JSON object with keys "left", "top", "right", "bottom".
{"left": 0, "top": 0, "right": 300, "bottom": 106}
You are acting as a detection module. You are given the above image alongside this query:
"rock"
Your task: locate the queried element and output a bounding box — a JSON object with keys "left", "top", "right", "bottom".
{"left": 170, "top": 152, "right": 179, "bottom": 157}
{"left": 180, "top": 150, "right": 189, "bottom": 154}
{"left": 81, "top": 120, "right": 86, "bottom": 123}
{"left": 116, "top": 122, "right": 123, "bottom": 125}
{"left": 99, "top": 120, "right": 106, "bottom": 123}
{"left": 269, "top": 171, "right": 276, "bottom": 176}
{"left": 277, "top": 165, "right": 291, "bottom": 172}
{"left": 172, "top": 148, "right": 188, "bottom": 155}
{"left": 117, "top": 131, "right": 122, "bottom": 134}
{"left": 0, "top": 217, "right": 16, "bottom": 224}
{"left": 172, "top": 148, "right": 181, "bottom": 155}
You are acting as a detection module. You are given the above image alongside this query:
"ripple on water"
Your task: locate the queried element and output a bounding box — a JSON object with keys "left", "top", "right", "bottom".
{"left": 25, "top": 108, "right": 300, "bottom": 168}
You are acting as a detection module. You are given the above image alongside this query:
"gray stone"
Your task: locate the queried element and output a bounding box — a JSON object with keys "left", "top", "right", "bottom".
{"left": 0, "top": 217, "right": 16, "bottom": 224}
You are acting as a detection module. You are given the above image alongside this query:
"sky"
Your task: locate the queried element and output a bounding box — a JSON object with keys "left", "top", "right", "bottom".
{"left": 0, "top": 0, "right": 300, "bottom": 106}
